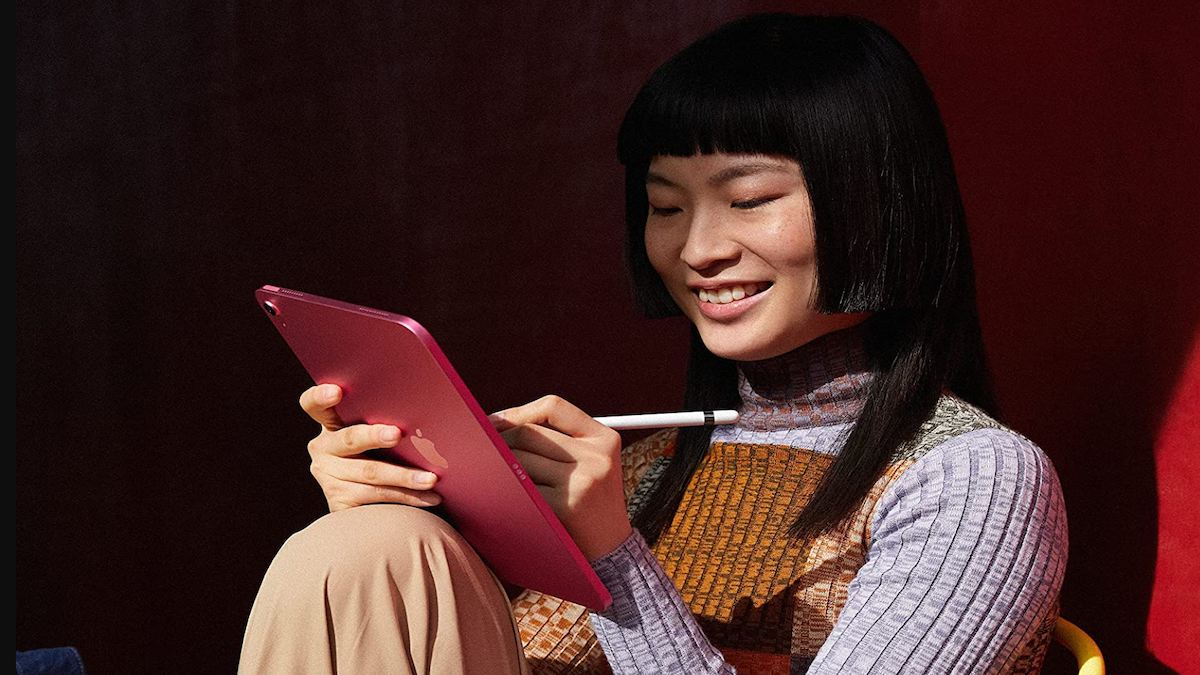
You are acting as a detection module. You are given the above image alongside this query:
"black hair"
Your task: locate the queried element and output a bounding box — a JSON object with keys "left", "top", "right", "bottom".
{"left": 619, "top": 14, "right": 997, "bottom": 543}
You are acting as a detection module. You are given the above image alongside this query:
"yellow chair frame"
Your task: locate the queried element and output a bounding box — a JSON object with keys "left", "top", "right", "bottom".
{"left": 1052, "top": 618, "right": 1104, "bottom": 675}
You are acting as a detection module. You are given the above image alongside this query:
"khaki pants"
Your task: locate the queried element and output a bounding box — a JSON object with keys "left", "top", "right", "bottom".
{"left": 239, "top": 504, "right": 534, "bottom": 675}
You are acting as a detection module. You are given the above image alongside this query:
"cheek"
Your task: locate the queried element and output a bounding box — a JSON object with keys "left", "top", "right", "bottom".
{"left": 643, "top": 225, "right": 676, "bottom": 277}
{"left": 762, "top": 233, "right": 819, "bottom": 301}
{"left": 766, "top": 221, "right": 817, "bottom": 270}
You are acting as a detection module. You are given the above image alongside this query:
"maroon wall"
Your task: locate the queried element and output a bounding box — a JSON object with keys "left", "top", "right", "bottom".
{"left": 17, "top": 2, "right": 1197, "bottom": 673}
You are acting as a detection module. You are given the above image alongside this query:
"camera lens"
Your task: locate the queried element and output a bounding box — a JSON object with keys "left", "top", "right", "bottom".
{"left": 263, "top": 301, "right": 278, "bottom": 316}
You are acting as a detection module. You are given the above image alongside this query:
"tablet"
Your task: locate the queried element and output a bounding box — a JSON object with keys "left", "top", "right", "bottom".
{"left": 256, "top": 285, "right": 612, "bottom": 611}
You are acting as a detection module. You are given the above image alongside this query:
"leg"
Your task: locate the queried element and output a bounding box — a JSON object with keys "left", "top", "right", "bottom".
{"left": 239, "top": 504, "right": 532, "bottom": 675}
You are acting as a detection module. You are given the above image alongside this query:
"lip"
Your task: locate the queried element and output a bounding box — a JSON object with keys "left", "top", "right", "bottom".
{"left": 693, "top": 283, "right": 771, "bottom": 321}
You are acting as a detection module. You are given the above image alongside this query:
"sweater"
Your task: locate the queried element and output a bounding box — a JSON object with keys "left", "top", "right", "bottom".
{"left": 510, "top": 327, "right": 1068, "bottom": 674}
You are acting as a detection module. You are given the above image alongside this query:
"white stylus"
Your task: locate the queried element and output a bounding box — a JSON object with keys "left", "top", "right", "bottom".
{"left": 593, "top": 410, "right": 740, "bottom": 430}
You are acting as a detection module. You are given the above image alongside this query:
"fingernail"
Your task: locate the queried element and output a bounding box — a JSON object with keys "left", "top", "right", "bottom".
{"left": 380, "top": 427, "right": 399, "bottom": 443}
{"left": 416, "top": 472, "right": 437, "bottom": 486}
{"left": 487, "top": 412, "right": 507, "bottom": 425}
{"left": 320, "top": 385, "right": 338, "bottom": 402}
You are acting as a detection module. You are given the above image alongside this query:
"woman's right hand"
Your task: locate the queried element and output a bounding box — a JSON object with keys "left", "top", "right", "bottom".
{"left": 300, "top": 383, "right": 442, "bottom": 512}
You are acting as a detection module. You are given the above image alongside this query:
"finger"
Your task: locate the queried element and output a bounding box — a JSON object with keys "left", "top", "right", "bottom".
{"left": 510, "top": 447, "right": 568, "bottom": 488}
{"left": 487, "top": 411, "right": 516, "bottom": 432}
{"left": 500, "top": 424, "right": 577, "bottom": 464}
{"left": 492, "top": 395, "right": 601, "bottom": 437}
{"left": 328, "top": 481, "right": 443, "bottom": 509}
{"left": 322, "top": 454, "right": 439, "bottom": 491}
{"left": 300, "top": 384, "right": 346, "bottom": 431}
{"left": 312, "top": 423, "right": 400, "bottom": 458}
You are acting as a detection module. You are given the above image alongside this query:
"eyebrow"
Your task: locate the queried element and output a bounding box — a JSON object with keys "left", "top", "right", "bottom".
{"left": 645, "top": 160, "right": 795, "bottom": 188}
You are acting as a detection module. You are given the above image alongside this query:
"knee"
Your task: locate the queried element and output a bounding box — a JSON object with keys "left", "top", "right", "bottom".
{"left": 271, "top": 504, "right": 465, "bottom": 584}
{"left": 260, "top": 502, "right": 504, "bottom": 607}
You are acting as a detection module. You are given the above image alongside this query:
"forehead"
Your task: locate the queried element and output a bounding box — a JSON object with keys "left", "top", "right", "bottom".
{"left": 646, "top": 153, "right": 801, "bottom": 187}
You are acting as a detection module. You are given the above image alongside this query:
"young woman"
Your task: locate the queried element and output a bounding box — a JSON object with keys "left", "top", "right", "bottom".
{"left": 240, "top": 14, "right": 1067, "bottom": 675}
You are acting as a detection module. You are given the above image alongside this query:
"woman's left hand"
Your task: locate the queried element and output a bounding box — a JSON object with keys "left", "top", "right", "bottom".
{"left": 490, "top": 395, "right": 631, "bottom": 561}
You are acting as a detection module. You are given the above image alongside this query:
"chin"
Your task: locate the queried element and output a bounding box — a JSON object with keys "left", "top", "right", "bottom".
{"left": 697, "top": 334, "right": 792, "bottom": 362}
{"left": 697, "top": 320, "right": 864, "bottom": 362}
{"left": 712, "top": 345, "right": 791, "bottom": 362}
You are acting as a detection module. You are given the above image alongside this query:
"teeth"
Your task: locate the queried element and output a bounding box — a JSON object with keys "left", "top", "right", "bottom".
{"left": 697, "top": 283, "right": 768, "bottom": 305}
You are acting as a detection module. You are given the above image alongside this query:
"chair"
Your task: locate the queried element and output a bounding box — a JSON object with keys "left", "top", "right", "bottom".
{"left": 1052, "top": 617, "right": 1104, "bottom": 675}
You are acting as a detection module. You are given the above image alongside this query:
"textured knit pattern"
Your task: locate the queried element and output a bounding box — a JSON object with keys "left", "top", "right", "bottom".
{"left": 511, "top": 328, "right": 1068, "bottom": 674}
{"left": 512, "top": 591, "right": 609, "bottom": 672}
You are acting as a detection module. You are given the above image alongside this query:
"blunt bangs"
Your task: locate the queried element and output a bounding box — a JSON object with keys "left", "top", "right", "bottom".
{"left": 617, "top": 15, "right": 826, "bottom": 166}
{"left": 620, "top": 14, "right": 973, "bottom": 323}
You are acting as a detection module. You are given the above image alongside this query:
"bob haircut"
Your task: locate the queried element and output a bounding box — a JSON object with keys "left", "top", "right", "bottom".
{"left": 618, "top": 14, "right": 996, "bottom": 543}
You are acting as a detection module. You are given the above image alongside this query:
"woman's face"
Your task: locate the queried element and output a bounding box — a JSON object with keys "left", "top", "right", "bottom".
{"left": 643, "top": 153, "right": 869, "bottom": 361}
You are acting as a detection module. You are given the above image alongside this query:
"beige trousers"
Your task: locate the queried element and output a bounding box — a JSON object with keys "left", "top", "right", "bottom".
{"left": 239, "top": 504, "right": 533, "bottom": 675}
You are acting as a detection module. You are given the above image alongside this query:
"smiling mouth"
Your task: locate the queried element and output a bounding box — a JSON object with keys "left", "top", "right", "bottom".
{"left": 695, "top": 282, "right": 771, "bottom": 305}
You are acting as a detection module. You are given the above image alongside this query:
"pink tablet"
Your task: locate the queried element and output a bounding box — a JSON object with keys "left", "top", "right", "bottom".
{"left": 256, "top": 285, "right": 612, "bottom": 611}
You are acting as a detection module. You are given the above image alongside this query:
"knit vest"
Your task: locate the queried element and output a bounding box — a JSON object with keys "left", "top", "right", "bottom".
{"left": 512, "top": 337, "right": 1056, "bottom": 673}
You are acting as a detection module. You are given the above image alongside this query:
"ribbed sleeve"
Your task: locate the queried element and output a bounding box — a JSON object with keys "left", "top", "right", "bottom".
{"left": 589, "top": 529, "right": 736, "bottom": 675}
{"left": 587, "top": 428, "right": 1068, "bottom": 674}
{"left": 808, "top": 428, "right": 1069, "bottom": 673}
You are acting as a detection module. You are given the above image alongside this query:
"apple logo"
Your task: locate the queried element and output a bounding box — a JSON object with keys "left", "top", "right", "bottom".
{"left": 410, "top": 428, "right": 449, "bottom": 468}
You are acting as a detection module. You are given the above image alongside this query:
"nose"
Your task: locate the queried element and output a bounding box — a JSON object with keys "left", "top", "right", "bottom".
{"left": 679, "top": 210, "right": 740, "bottom": 271}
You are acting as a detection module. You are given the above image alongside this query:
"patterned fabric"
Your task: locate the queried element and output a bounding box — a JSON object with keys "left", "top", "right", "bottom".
{"left": 511, "top": 328, "right": 1066, "bottom": 674}
{"left": 621, "top": 397, "right": 1024, "bottom": 673}
{"left": 655, "top": 441, "right": 836, "bottom": 671}
{"left": 802, "top": 427, "right": 1066, "bottom": 673}
{"left": 734, "top": 327, "right": 873, "bottom": 430}
{"left": 512, "top": 591, "right": 610, "bottom": 673}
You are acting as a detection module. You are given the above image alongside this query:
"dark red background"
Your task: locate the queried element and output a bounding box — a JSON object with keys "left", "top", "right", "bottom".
{"left": 17, "top": 1, "right": 1198, "bottom": 674}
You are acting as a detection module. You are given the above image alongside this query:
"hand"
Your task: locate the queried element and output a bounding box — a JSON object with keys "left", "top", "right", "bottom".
{"left": 491, "top": 395, "right": 632, "bottom": 561}
{"left": 300, "top": 383, "right": 442, "bottom": 512}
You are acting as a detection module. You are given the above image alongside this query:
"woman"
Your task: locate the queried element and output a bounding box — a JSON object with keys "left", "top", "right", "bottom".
{"left": 240, "top": 14, "right": 1067, "bottom": 675}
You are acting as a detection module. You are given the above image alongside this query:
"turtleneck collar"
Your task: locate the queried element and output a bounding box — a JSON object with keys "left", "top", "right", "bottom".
{"left": 732, "top": 323, "right": 875, "bottom": 431}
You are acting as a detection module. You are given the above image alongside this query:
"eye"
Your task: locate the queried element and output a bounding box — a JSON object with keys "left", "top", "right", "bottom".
{"left": 731, "top": 197, "right": 779, "bottom": 210}
{"left": 649, "top": 204, "right": 682, "bottom": 217}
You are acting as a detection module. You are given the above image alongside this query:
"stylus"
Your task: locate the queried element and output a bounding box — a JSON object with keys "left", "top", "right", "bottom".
{"left": 593, "top": 410, "right": 740, "bottom": 430}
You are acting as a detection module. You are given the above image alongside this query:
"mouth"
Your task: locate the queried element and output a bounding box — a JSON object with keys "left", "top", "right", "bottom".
{"left": 694, "top": 282, "right": 772, "bottom": 305}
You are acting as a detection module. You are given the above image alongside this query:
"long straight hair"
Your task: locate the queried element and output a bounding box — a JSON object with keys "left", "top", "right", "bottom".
{"left": 618, "top": 14, "right": 997, "bottom": 544}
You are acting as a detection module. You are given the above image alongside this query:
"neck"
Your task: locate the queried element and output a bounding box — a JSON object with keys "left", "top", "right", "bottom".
{"left": 733, "top": 324, "right": 875, "bottom": 431}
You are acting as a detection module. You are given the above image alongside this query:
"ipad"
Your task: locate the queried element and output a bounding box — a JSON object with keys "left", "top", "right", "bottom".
{"left": 256, "top": 285, "right": 612, "bottom": 611}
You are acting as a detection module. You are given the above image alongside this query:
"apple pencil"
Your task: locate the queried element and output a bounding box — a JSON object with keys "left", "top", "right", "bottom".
{"left": 593, "top": 410, "right": 740, "bottom": 430}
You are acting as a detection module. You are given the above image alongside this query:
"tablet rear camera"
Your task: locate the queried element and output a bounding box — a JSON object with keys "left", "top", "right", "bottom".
{"left": 263, "top": 301, "right": 279, "bottom": 316}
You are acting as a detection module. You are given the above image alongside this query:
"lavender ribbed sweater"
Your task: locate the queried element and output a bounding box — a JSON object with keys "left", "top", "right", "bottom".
{"left": 586, "top": 331, "right": 1069, "bottom": 674}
